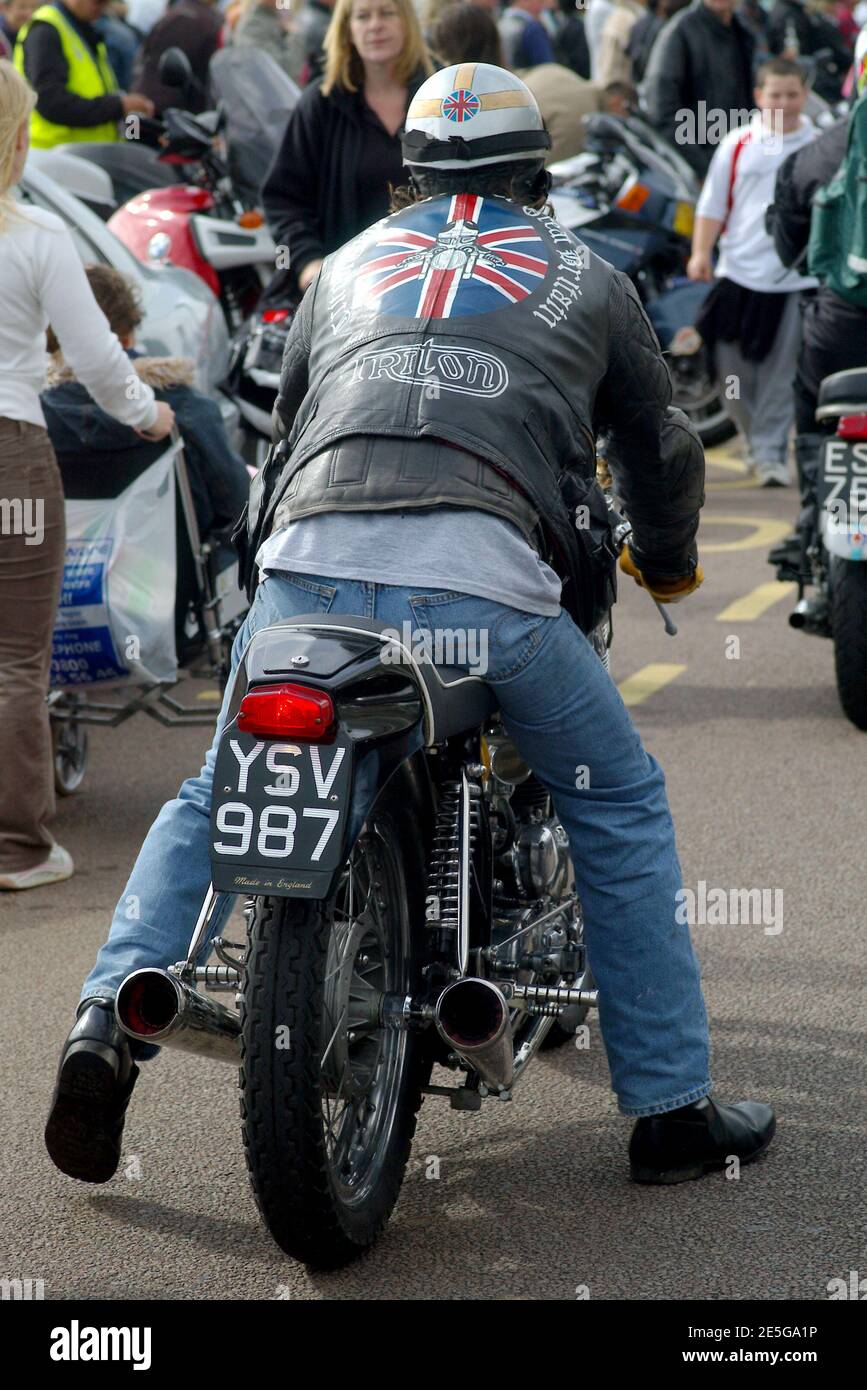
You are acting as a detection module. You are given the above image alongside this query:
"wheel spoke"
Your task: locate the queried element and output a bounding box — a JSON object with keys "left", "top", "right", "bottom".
{"left": 314, "top": 825, "right": 407, "bottom": 1197}
{"left": 320, "top": 1001, "right": 347, "bottom": 1071}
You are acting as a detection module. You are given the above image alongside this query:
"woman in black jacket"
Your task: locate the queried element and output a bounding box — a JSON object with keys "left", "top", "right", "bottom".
{"left": 262, "top": 0, "right": 432, "bottom": 297}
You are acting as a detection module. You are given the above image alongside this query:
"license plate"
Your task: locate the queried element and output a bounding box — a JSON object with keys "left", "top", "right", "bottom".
{"left": 819, "top": 440, "right": 867, "bottom": 523}
{"left": 209, "top": 730, "right": 352, "bottom": 895}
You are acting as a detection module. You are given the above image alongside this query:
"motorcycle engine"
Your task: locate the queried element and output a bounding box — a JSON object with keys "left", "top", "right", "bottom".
{"left": 487, "top": 736, "right": 574, "bottom": 903}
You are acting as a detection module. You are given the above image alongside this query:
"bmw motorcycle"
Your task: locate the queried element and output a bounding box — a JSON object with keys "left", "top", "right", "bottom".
{"left": 113, "top": 494, "right": 664, "bottom": 1267}
{"left": 549, "top": 113, "right": 734, "bottom": 448}
{"left": 771, "top": 368, "right": 867, "bottom": 730}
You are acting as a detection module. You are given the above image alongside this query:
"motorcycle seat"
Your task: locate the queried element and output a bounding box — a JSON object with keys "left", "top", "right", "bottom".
{"left": 817, "top": 368, "right": 867, "bottom": 417}
{"left": 242, "top": 613, "right": 497, "bottom": 745}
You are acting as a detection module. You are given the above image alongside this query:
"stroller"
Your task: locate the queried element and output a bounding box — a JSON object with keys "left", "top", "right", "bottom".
{"left": 48, "top": 431, "right": 248, "bottom": 794}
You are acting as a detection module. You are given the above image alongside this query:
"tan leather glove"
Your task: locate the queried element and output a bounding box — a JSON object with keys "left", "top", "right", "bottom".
{"left": 619, "top": 548, "right": 704, "bottom": 604}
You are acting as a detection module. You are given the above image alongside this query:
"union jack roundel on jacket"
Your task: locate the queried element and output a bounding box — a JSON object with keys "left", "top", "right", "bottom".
{"left": 352, "top": 195, "right": 550, "bottom": 320}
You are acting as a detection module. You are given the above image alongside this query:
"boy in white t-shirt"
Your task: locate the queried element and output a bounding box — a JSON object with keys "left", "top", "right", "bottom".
{"left": 688, "top": 59, "right": 817, "bottom": 486}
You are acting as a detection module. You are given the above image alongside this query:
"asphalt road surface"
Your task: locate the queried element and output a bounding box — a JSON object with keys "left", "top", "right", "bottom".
{"left": 2, "top": 442, "right": 864, "bottom": 1302}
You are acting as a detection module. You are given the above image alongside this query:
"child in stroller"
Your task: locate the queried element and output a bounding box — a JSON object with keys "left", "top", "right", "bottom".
{"left": 41, "top": 265, "right": 251, "bottom": 661}
{"left": 42, "top": 265, "right": 250, "bottom": 551}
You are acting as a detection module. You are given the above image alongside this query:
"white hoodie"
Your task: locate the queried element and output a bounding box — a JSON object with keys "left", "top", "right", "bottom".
{"left": 0, "top": 204, "right": 157, "bottom": 431}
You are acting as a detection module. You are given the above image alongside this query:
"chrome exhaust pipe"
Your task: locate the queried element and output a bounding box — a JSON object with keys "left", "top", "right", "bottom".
{"left": 789, "top": 595, "right": 829, "bottom": 634}
{"left": 115, "top": 968, "right": 241, "bottom": 1065}
{"left": 789, "top": 598, "right": 810, "bottom": 629}
{"left": 435, "top": 978, "right": 514, "bottom": 1092}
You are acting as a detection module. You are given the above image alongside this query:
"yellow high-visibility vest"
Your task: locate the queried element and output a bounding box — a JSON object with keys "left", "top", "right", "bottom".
{"left": 15, "top": 4, "right": 119, "bottom": 148}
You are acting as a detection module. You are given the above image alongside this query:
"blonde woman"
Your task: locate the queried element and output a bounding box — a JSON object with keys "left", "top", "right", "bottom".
{"left": 0, "top": 60, "right": 173, "bottom": 891}
{"left": 262, "top": 0, "right": 433, "bottom": 296}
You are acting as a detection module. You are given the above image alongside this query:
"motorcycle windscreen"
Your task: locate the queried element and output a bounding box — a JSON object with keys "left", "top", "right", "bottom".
{"left": 209, "top": 48, "right": 300, "bottom": 203}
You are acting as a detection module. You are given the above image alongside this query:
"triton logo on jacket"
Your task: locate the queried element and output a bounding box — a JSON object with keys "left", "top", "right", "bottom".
{"left": 351, "top": 194, "right": 550, "bottom": 320}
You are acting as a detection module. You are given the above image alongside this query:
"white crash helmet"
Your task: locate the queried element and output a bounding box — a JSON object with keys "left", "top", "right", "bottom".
{"left": 402, "top": 63, "right": 551, "bottom": 171}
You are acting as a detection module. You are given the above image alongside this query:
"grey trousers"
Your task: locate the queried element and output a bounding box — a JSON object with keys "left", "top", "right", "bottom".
{"left": 715, "top": 291, "right": 804, "bottom": 466}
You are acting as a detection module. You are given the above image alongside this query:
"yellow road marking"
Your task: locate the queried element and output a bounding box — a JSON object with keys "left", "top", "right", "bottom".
{"left": 618, "top": 663, "right": 686, "bottom": 706}
{"left": 704, "top": 447, "right": 760, "bottom": 490}
{"left": 196, "top": 689, "right": 221, "bottom": 702}
{"left": 705, "top": 447, "right": 744, "bottom": 471}
{"left": 716, "top": 581, "right": 797, "bottom": 621}
{"left": 700, "top": 514, "right": 792, "bottom": 552}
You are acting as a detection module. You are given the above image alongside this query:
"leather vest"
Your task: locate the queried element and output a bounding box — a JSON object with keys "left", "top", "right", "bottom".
{"left": 273, "top": 435, "right": 544, "bottom": 549}
{"left": 259, "top": 193, "right": 624, "bottom": 632}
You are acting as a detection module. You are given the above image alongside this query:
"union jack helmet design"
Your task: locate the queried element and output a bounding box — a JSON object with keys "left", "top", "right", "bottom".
{"left": 402, "top": 63, "right": 550, "bottom": 170}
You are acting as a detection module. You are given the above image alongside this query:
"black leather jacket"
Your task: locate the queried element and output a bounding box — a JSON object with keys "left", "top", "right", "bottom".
{"left": 239, "top": 194, "right": 704, "bottom": 632}
{"left": 771, "top": 116, "right": 848, "bottom": 272}
{"left": 644, "top": 1, "right": 756, "bottom": 177}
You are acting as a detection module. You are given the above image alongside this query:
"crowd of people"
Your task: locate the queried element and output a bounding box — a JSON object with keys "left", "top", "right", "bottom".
{"left": 1, "top": 0, "right": 866, "bottom": 890}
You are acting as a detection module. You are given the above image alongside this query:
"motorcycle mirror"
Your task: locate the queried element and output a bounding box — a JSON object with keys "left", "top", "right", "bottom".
{"left": 158, "top": 46, "right": 193, "bottom": 91}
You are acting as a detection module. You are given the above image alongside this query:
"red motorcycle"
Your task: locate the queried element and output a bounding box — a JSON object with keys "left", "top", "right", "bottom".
{"left": 107, "top": 104, "right": 276, "bottom": 335}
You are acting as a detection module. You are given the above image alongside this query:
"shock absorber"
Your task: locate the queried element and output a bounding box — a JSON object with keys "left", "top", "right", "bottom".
{"left": 425, "top": 776, "right": 482, "bottom": 965}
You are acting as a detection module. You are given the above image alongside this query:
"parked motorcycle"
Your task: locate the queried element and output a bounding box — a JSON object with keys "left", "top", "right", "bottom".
{"left": 771, "top": 368, "right": 867, "bottom": 730}
{"left": 106, "top": 105, "right": 275, "bottom": 337}
{"left": 101, "top": 48, "right": 298, "bottom": 338}
{"left": 43, "top": 45, "right": 298, "bottom": 222}
{"left": 223, "top": 303, "right": 297, "bottom": 468}
{"left": 113, "top": 492, "right": 670, "bottom": 1266}
{"left": 549, "top": 113, "right": 735, "bottom": 448}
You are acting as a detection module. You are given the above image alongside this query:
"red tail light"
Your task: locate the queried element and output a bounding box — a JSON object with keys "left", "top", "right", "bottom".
{"left": 237, "top": 683, "right": 335, "bottom": 739}
{"left": 261, "top": 308, "right": 289, "bottom": 323}
{"left": 836, "top": 413, "right": 867, "bottom": 439}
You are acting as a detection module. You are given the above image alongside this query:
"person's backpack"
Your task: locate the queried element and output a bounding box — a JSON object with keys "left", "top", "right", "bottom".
{"left": 808, "top": 92, "right": 867, "bottom": 308}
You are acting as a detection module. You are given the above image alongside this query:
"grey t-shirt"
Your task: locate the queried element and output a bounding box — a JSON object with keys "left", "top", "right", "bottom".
{"left": 256, "top": 508, "right": 563, "bottom": 616}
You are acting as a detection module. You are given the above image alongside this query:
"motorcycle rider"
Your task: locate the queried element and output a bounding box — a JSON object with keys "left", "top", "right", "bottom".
{"left": 767, "top": 99, "right": 867, "bottom": 573}
{"left": 45, "top": 64, "right": 776, "bottom": 1190}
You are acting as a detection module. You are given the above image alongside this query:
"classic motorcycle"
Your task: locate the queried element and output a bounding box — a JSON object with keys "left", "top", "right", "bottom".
{"left": 771, "top": 367, "right": 867, "bottom": 730}
{"left": 549, "top": 113, "right": 734, "bottom": 448}
{"left": 113, "top": 496, "right": 668, "bottom": 1267}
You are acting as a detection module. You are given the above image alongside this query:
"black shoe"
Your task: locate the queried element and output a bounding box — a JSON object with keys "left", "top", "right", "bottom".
{"left": 45, "top": 997, "right": 139, "bottom": 1184}
{"left": 629, "top": 1097, "right": 775, "bottom": 1185}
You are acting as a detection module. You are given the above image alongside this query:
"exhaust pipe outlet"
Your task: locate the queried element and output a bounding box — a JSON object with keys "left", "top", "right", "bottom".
{"left": 435, "top": 978, "right": 514, "bottom": 1092}
{"left": 789, "top": 599, "right": 809, "bottom": 629}
{"left": 789, "top": 596, "right": 829, "bottom": 634}
{"left": 116, "top": 968, "right": 241, "bottom": 1065}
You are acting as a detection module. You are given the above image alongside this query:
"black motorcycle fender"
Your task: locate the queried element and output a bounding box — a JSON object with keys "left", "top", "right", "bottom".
{"left": 209, "top": 619, "right": 434, "bottom": 900}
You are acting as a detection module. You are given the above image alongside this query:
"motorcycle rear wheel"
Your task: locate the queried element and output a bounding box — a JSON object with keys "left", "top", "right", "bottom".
{"left": 239, "top": 779, "right": 431, "bottom": 1268}
{"left": 832, "top": 559, "right": 867, "bottom": 730}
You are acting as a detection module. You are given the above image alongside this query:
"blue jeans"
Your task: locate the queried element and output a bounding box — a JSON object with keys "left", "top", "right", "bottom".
{"left": 82, "top": 573, "right": 712, "bottom": 1117}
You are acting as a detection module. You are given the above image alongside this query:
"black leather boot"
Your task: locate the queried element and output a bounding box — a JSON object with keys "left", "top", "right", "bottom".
{"left": 768, "top": 434, "right": 824, "bottom": 579}
{"left": 629, "top": 1097, "right": 775, "bottom": 1184}
{"left": 45, "top": 997, "right": 139, "bottom": 1184}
